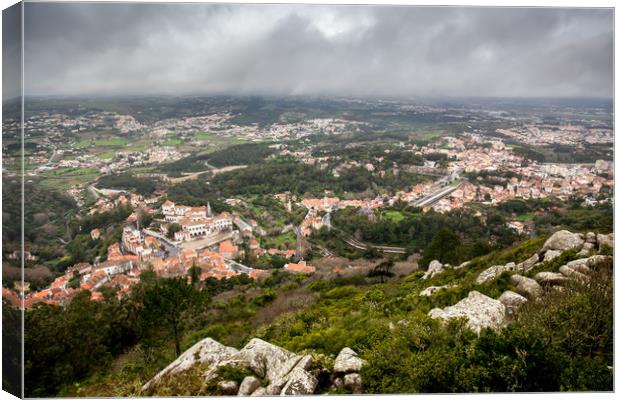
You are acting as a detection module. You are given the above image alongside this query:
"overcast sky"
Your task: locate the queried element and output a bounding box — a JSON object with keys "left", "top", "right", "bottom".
{"left": 16, "top": 3, "right": 614, "bottom": 98}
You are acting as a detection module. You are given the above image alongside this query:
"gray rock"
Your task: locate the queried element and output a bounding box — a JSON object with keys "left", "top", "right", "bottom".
{"left": 542, "top": 230, "right": 584, "bottom": 252}
{"left": 428, "top": 291, "right": 506, "bottom": 334}
{"left": 559, "top": 265, "right": 589, "bottom": 282}
{"left": 597, "top": 233, "right": 613, "bottom": 250}
{"left": 498, "top": 290, "right": 528, "bottom": 317}
{"left": 279, "top": 367, "right": 318, "bottom": 395}
{"left": 476, "top": 263, "right": 515, "bottom": 285}
{"left": 543, "top": 249, "right": 562, "bottom": 262}
{"left": 516, "top": 254, "right": 540, "bottom": 274}
{"left": 334, "top": 348, "right": 365, "bottom": 374}
{"left": 217, "top": 380, "right": 239, "bottom": 395}
{"left": 238, "top": 376, "right": 261, "bottom": 396}
{"left": 534, "top": 271, "right": 569, "bottom": 286}
{"left": 264, "top": 384, "right": 281, "bottom": 395}
{"left": 586, "top": 232, "right": 597, "bottom": 244}
{"left": 511, "top": 275, "right": 543, "bottom": 299}
{"left": 141, "top": 338, "right": 239, "bottom": 392}
{"left": 343, "top": 373, "right": 363, "bottom": 394}
{"left": 422, "top": 260, "right": 445, "bottom": 280}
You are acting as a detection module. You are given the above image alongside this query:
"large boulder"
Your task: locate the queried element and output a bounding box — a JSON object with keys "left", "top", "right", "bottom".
{"left": 334, "top": 347, "right": 365, "bottom": 374}
{"left": 498, "top": 290, "right": 528, "bottom": 317}
{"left": 511, "top": 275, "right": 543, "bottom": 299}
{"left": 428, "top": 291, "right": 506, "bottom": 334}
{"left": 142, "top": 338, "right": 239, "bottom": 392}
{"left": 586, "top": 254, "right": 612, "bottom": 267}
{"left": 534, "top": 271, "right": 569, "bottom": 286}
{"left": 422, "top": 260, "right": 445, "bottom": 280}
{"left": 476, "top": 263, "right": 515, "bottom": 285}
{"left": 597, "top": 233, "right": 613, "bottom": 250}
{"left": 565, "top": 258, "right": 592, "bottom": 274}
{"left": 516, "top": 254, "right": 539, "bottom": 274}
{"left": 542, "top": 230, "right": 584, "bottom": 252}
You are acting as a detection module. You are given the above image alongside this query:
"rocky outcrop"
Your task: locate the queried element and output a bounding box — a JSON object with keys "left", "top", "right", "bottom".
{"left": 577, "top": 242, "right": 595, "bottom": 257}
{"left": 143, "top": 337, "right": 368, "bottom": 396}
{"left": 142, "top": 337, "right": 239, "bottom": 392}
{"left": 498, "top": 290, "right": 528, "bottom": 317}
{"left": 476, "top": 262, "right": 515, "bottom": 285}
{"left": 422, "top": 260, "right": 446, "bottom": 280}
{"left": 542, "top": 230, "right": 584, "bottom": 252}
{"left": 534, "top": 271, "right": 569, "bottom": 286}
{"left": 428, "top": 291, "right": 506, "bottom": 334}
{"left": 511, "top": 275, "right": 543, "bottom": 299}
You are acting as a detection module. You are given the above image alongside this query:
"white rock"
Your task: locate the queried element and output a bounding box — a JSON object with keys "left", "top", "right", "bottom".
{"left": 422, "top": 260, "right": 445, "bottom": 280}
{"left": 585, "top": 232, "right": 597, "bottom": 244}
{"left": 238, "top": 376, "right": 261, "bottom": 396}
{"left": 428, "top": 291, "right": 506, "bottom": 334}
{"left": 542, "top": 230, "right": 584, "bottom": 252}
{"left": 141, "top": 338, "right": 239, "bottom": 392}
{"left": 511, "top": 275, "right": 543, "bottom": 299}
{"left": 334, "top": 347, "right": 365, "bottom": 374}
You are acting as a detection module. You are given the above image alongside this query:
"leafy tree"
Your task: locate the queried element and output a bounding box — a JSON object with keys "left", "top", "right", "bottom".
{"left": 167, "top": 223, "right": 182, "bottom": 239}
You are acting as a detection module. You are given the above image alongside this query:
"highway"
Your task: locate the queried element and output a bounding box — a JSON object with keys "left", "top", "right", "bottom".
{"left": 412, "top": 182, "right": 463, "bottom": 208}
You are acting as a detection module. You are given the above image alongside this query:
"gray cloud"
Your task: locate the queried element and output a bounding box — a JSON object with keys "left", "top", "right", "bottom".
{"left": 22, "top": 3, "right": 613, "bottom": 98}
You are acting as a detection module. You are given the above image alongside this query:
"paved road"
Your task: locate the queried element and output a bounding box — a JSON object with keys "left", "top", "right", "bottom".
{"left": 413, "top": 182, "right": 463, "bottom": 208}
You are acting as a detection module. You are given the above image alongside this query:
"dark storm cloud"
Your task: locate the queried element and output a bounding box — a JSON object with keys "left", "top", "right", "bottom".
{"left": 23, "top": 3, "right": 613, "bottom": 98}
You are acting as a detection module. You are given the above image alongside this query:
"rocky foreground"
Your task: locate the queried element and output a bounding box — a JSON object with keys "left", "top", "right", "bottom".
{"left": 141, "top": 337, "right": 366, "bottom": 396}
{"left": 141, "top": 229, "right": 612, "bottom": 395}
